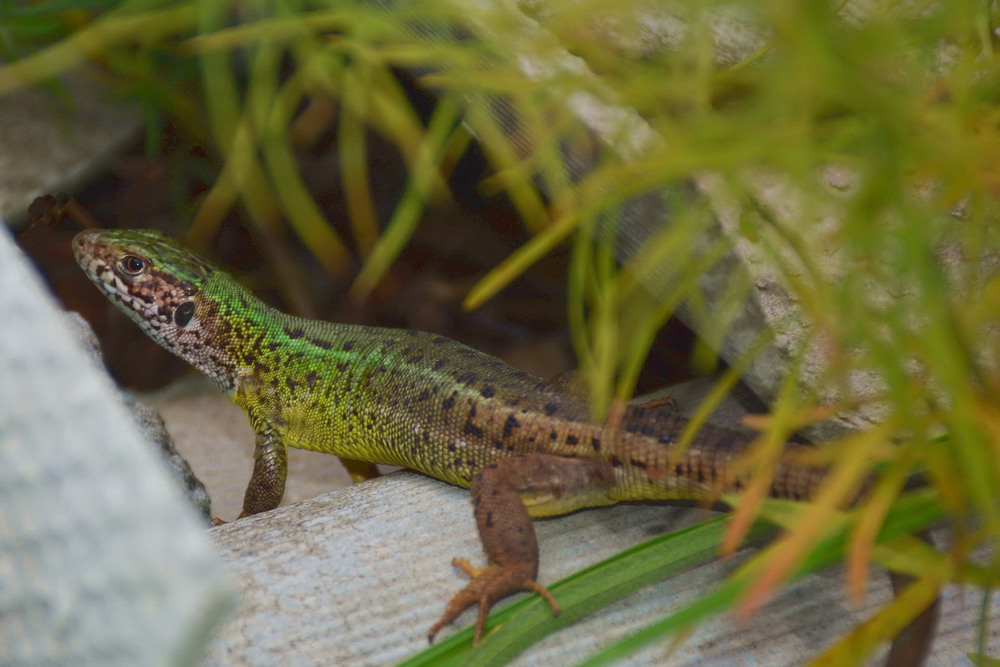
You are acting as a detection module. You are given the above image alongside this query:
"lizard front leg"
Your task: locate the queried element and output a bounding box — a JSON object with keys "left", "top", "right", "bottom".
{"left": 239, "top": 429, "right": 288, "bottom": 518}
{"left": 428, "top": 454, "right": 615, "bottom": 644}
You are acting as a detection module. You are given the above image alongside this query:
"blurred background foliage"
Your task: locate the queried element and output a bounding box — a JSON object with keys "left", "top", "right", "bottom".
{"left": 4, "top": 0, "right": 1000, "bottom": 662}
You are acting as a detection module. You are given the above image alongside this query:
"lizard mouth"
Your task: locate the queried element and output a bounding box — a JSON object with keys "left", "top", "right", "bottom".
{"left": 73, "top": 229, "right": 111, "bottom": 286}
{"left": 72, "top": 229, "right": 142, "bottom": 309}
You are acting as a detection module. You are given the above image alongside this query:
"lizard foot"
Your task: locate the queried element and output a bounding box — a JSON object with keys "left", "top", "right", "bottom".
{"left": 427, "top": 557, "right": 560, "bottom": 645}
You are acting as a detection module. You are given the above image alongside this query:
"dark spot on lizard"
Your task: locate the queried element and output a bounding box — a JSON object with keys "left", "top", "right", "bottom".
{"left": 464, "top": 420, "right": 484, "bottom": 438}
{"left": 485, "top": 512, "right": 494, "bottom": 529}
{"left": 480, "top": 386, "right": 496, "bottom": 399}
{"left": 305, "top": 371, "right": 319, "bottom": 387}
{"left": 285, "top": 327, "right": 305, "bottom": 339}
{"left": 492, "top": 439, "right": 510, "bottom": 452}
{"left": 630, "top": 459, "right": 648, "bottom": 470}
{"left": 591, "top": 437, "right": 602, "bottom": 452}
{"left": 503, "top": 414, "right": 519, "bottom": 438}
{"left": 610, "top": 455, "right": 623, "bottom": 468}
{"left": 549, "top": 430, "right": 558, "bottom": 440}
{"left": 565, "top": 434, "right": 579, "bottom": 446}
{"left": 442, "top": 394, "right": 456, "bottom": 411}
{"left": 342, "top": 341, "right": 355, "bottom": 351}
{"left": 543, "top": 402, "right": 560, "bottom": 416}
{"left": 418, "top": 389, "right": 431, "bottom": 401}
{"left": 285, "top": 378, "right": 299, "bottom": 391}
{"left": 433, "top": 359, "right": 448, "bottom": 371}
{"left": 432, "top": 336, "right": 449, "bottom": 345}
{"left": 308, "top": 337, "right": 333, "bottom": 350}
{"left": 456, "top": 372, "right": 478, "bottom": 385}
{"left": 336, "top": 363, "right": 348, "bottom": 372}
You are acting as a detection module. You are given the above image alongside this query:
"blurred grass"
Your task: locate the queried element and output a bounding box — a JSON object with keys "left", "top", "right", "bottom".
{"left": 3, "top": 0, "right": 1000, "bottom": 662}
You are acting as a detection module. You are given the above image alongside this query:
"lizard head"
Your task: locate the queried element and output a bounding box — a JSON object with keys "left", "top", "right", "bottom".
{"left": 72, "top": 228, "right": 217, "bottom": 347}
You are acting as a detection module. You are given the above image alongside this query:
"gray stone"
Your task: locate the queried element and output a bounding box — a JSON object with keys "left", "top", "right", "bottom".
{"left": 0, "top": 69, "right": 140, "bottom": 226}
{"left": 63, "top": 311, "right": 212, "bottom": 523}
{"left": 0, "top": 226, "right": 234, "bottom": 664}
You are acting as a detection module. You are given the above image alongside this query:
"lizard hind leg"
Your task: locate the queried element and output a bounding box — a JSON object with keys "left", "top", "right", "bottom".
{"left": 428, "top": 454, "right": 615, "bottom": 645}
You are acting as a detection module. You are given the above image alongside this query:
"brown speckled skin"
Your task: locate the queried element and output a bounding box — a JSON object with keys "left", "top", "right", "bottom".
{"left": 74, "top": 228, "right": 830, "bottom": 644}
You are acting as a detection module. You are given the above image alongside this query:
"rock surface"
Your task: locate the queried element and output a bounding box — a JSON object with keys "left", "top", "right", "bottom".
{"left": 0, "top": 69, "right": 140, "bottom": 226}
{"left": 0, "top": 227, "right": 233, "bottom": 664}
{"left": 64, "top": 312, "right": 212, "bottom": 522}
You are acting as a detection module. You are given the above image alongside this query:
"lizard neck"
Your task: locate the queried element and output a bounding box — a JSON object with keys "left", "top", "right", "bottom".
{"left": 165, "top": 273, "right": 295, "bottom": 393}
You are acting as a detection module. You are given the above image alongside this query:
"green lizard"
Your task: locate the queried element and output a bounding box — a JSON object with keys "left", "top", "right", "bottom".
{"left": 73, "top": 227, "right": 833, "bottom": 644}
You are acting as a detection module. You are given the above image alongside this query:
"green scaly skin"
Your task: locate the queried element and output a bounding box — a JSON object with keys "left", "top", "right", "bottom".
{"left": 73, "top": 228, "right": 831, "bottom": 644}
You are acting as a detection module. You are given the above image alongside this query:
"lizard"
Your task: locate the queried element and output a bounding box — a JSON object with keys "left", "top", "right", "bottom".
{"left": 73, "top": 227, "right": 838, "bottom": 645}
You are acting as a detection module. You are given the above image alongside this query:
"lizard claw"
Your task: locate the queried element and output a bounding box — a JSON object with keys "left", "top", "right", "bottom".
{"left": 427, "top": 557, "right": 560, "bottom": 645}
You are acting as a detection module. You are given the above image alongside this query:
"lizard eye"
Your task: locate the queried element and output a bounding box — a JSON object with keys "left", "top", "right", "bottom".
{"left": 120, "top": 255, "right": 145, "bottom": 274}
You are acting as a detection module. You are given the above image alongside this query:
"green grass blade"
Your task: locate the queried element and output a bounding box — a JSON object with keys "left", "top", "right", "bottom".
{"left": 351, "top": 94, "right": 461, "bottom": 299}
{"left": 0, "top": 4, "right": 195, "bottom": 95}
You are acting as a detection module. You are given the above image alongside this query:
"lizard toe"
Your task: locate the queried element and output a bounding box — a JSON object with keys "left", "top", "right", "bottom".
{"left": 428, "top": 558, "right": 559, "bottom": 645}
